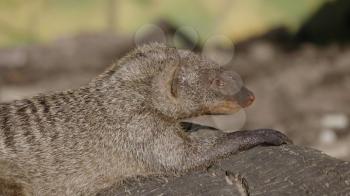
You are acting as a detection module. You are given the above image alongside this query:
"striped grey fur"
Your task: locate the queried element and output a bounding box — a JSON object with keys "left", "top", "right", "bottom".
{"left": 0, "top": 43, "right": 289, "bottom": 196}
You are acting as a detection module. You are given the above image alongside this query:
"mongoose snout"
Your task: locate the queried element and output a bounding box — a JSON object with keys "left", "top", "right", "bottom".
{"left": 167, "top": 61, "right": 255, "bottom": 116}
{"left": 205, "top": 69, "right": 256, "bottom": 114}
{"left": 202, "top": 86, "right": 255, "bottom": 115}
{"left": 235, "top": 86, "right": 255, "bottom": 108}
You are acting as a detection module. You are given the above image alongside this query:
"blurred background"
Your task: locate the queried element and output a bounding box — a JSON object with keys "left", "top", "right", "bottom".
{"left": 0, "top": 0, "right": 349, "bottom": 160}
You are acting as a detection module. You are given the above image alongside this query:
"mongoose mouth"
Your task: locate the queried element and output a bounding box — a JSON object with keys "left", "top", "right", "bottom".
{"left": 203, "top": 100, "right": 247, "bottom": 115}
{"left": 181, "top": 91, "right": 255, "bottom": 133}
{"left": 203, "top": 89, "right": 255, "bottom": 115}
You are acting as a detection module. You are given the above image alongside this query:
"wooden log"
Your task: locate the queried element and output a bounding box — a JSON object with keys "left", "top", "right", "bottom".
{"left": 98, "top": 145, "right": 350, "bottom": 196}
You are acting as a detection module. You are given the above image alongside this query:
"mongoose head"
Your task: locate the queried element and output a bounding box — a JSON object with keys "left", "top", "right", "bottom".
{"left": 145, "top": 43, "right": 255, "bottom": 119}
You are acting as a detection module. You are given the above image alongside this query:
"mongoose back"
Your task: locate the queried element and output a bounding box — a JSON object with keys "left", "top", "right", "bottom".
{"left": 0, "top": 43, "right": 291, "bottom": 195}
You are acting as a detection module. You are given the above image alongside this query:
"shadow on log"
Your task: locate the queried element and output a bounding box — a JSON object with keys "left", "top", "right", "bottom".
{"left": 98, "top": 145, "right": 350, "bottom": 196}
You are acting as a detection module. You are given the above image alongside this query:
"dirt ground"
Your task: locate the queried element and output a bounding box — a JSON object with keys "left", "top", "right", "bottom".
{"left": 0, "top": 33, "right": 349, "bottom": 160}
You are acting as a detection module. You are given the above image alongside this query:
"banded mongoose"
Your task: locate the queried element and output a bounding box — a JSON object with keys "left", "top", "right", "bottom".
{"left": 0, "top": 43, "right": 291, "bottom": 196}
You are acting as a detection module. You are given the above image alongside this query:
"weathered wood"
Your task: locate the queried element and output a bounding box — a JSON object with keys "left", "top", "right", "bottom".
{"left": 98, "top": 145, "right": 350, "bottom": 196}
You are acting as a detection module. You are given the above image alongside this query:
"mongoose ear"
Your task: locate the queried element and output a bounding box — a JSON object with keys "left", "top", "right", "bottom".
{"left": 167, "top": 65, "right": 180, "bottom": 99}
{"left": 158, "top": 64, "right": 180, "bottom": 101}
{"left": 170, "top": 65, "right": 179, "bottom": 98}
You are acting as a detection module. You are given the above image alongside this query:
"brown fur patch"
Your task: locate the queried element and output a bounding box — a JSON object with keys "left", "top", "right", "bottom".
{"left": 205, "top": 101, "right": 241, "bottom": 114}
{"left": 0, "top": 178, "right": 30, "bottom": 196}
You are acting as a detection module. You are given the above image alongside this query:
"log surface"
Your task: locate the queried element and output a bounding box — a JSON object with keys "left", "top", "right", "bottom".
{"left": 98, "top": 145, "right": 350, "bottom": 196}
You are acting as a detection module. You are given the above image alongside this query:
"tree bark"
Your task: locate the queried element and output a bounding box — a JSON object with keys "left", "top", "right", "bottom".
{"left": 98, "top": 145, "right": 350, "bottom": 196}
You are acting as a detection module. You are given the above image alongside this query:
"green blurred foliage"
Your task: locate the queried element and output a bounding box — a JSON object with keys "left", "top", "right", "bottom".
{"left": 0, "top": 0, "right": 327, "bottom": 47}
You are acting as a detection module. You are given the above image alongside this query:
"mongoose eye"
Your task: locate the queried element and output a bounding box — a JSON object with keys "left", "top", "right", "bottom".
{"left": 211, "top": 79, "right": 225, "bottom": 88}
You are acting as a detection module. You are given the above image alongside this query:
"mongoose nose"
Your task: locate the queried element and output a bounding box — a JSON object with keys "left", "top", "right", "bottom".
{"left": 246, "top": 93, "right": 255, "bottom": 106}
{"left": 235, "top": 87, "right": 255, "bottom": 108}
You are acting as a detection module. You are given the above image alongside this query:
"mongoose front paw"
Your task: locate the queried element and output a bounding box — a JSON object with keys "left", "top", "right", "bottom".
{"left": 226, "top": 129, "right": 292, "bottom": 151}
{"left": 250, "top": 129, "right": 292, "bottom": 145}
